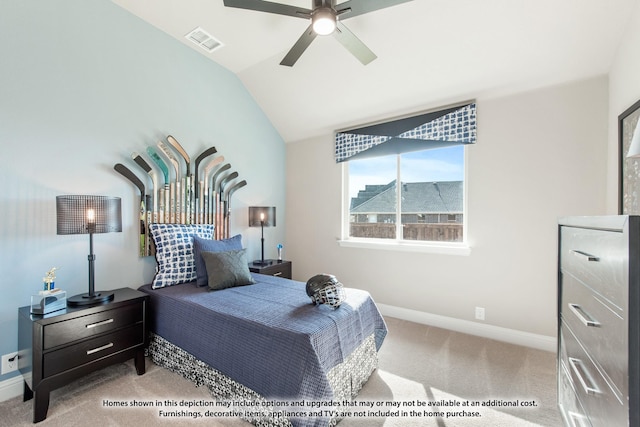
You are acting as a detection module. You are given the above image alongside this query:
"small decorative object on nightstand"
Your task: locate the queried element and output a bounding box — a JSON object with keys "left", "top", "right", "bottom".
{"left": 32, "top": 267, "right": 67, "bottom": 315}
{"left": 18, "top": 287, "right": 149, "bottom": 423}
{"left": 42, "top": 267, "right": 58, "bottom": 291}
{"left": 30, "top": 289, "right": 66, "bottom": 315}
{"left": 249, "top": 259, "right": 291, "bottom": 279}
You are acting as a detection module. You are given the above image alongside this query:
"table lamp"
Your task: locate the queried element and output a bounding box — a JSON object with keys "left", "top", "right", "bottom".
{"left": 56, "top": 195, "right": 122, "bottom": 306}
{"left": 248, "top": 206, "right": 276, "bottom": 266}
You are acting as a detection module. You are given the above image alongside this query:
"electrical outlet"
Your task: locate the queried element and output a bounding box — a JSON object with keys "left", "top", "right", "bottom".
{"left": 1, "top": 353, "right": 18, "bottom": 375}
{"left": 475, "top": 307, "right": 485, "bottom": 321}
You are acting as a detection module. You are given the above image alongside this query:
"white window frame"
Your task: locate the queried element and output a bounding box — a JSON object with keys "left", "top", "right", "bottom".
{"left": 338, "top": 147, "right": 471, "bottom": 256}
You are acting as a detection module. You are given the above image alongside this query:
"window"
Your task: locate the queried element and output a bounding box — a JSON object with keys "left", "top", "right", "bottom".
{"left": 347, "top": 145, "right": 465, "bottom": 243}
{"left": 336, "top": 102, "right": 475, "bottom": 249}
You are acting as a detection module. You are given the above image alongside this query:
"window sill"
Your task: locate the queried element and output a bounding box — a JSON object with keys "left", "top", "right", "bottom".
{"left": 337, "top": 238, "right": 471, "bottom": 256}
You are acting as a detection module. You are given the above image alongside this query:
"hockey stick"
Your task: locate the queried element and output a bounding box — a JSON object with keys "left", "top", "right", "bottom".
{"left": 224, "top": 180, "right": 247, "bottom": 239}
{"left": 218, "top": 171, "right": 239, "bottom": 239}
{"left": 132, "top": 152, "right": 160, "bottom": 225}
{"left": 157, "top": 141, "right": 181, "bottom": 224}
{"left": 193, "top": 146, "right": 217, "bottom": 223}
{"left": 201, "top": 156, "right": 225, "bottom": 224}
{"left": 147, "top": 146, "right": 170, "bottom": 224}
{"left": 211, "top": 164, "right": 231, "bottom": 237}
{"left": 114, "top": 163, "right": 148, "bottom": 257}
{"left": 166, "top": 135, "right": 192, "bottom": 223}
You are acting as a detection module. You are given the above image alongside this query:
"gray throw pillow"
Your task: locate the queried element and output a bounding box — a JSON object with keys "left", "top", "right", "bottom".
{"left": 193, "top": 234, "right": 243, "bottom": 286}
{"left": 202, "top": 249, "right": 256, "bottom": 291}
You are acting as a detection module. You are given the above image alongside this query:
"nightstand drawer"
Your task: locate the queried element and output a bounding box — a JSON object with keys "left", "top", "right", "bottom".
{"left": 249, "top": 260, "right": 292, "bottom": 279}
{"left": 43, "top": 323, "right": 144, "bottom": 377}
{"left": 43, "top": 302, "right": 144, "bottom": 350}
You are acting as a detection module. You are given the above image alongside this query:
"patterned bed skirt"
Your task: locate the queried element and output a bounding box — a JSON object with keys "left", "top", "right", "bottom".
{"left": 145, "top": 332, "right": 379, "bottom": 427}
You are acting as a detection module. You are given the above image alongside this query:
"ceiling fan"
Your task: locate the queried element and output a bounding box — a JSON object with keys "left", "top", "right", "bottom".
{"left": 223, "top": 0, "right": 414, "bottom": 66}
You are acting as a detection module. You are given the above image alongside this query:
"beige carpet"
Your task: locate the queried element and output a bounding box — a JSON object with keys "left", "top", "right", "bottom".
{"left": 0, "top": 317, "right": 562, "bottom": 426}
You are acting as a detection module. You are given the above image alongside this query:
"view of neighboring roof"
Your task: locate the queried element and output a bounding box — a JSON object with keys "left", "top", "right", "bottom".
{"left": 350, "top": 181, "right": 463, "bottom": 214}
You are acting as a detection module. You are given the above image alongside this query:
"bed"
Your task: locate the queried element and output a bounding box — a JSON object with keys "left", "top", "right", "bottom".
{"left": 137, "top": 225, "right": 387, "bottom": 427}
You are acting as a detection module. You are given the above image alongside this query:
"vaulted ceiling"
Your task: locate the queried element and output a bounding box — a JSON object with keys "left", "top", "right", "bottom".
{"left": 112, "top": 0, "right": 637, "bottom": 142}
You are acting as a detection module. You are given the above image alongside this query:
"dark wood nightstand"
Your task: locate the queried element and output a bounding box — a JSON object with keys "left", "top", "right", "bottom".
{"left": 249, "top": 260, "right": 292, "bottom": 279}
{"left": 18, "top": 287, "right": 149, "bottom": 423}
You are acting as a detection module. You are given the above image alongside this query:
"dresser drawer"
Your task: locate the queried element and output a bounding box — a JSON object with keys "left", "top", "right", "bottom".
{"left": 560, "top": 226, "right": 627, "bottom": 310}
{"left": 43, "top": 302, "right": 144, "bottom": 350}
{"left": 560, "top": 322, "right": 626, "bottom": 427}
{"left": 561, "top": 273, "right": 627, "bottom": 396}
{"left": 558, "top": 361, "right": 592, "bottom": 427}
{"left": 43, "top": 323, "right": 144, "bottom": 377}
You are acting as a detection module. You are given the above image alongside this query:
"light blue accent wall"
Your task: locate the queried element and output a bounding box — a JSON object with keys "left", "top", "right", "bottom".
{"left": 0, "top": 0, "right": 286, "bottom": 382}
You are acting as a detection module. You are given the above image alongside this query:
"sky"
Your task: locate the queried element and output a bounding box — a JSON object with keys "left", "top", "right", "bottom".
{"left": 348, "top": 145, "right": 465, "bottom": 199}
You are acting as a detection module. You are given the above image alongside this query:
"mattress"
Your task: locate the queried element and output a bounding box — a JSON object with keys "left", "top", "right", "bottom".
{"left": 138, "top": 273, "right": 387, "bottom": 427}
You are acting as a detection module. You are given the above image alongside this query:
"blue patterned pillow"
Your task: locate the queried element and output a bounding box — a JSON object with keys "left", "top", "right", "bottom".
{"left": 149, "top": 223, "right": 215, "bottom": 289}
{"left": 193, "top": 234, "right": 243, "bottom": 286}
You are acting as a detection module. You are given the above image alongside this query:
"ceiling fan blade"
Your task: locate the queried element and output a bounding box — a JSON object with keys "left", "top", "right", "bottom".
{"left": 336, "top": 0, "right": 414, "bottom": 20}
{"left": 280, "top": 25, "right": 317, "bottom": 67}
{"left": 333, "top": 22, "right": 376, "bottom": 65}
{"left": 223, "top": 0, "right": 311, "bottom": 19}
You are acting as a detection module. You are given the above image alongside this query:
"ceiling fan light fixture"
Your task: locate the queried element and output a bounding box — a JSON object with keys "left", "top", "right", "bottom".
{"left": 312, "top": 8, "right": 336, "bottom": 35}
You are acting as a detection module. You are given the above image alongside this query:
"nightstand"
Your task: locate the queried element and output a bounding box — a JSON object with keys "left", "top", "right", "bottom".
{"left": 18, "top": 287, "right": 149, "bottom": 423}
{"left": 249, "top": 260, "right": 292, "bottom": 279}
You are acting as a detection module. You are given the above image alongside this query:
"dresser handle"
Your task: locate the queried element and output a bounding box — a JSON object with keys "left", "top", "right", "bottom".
{"left": 569, "top": 357, "right": 600, "bottom": 395}
{"left": 568, "top": 303, "right": 600, "bottom": 327}
{"left": 86, "top": 342, "right": 114, "bottom": 355}
{"left": 86, "top": 318, "right": 114, "bottom": 329}
{"left": 273, "top": 272, "right": 283, "bottom": 276}
{"left": 570, "top": 250, "right": 599, "bottom": 262}
{"left": 567, "top": 411, "right": 590, "bottom": 427}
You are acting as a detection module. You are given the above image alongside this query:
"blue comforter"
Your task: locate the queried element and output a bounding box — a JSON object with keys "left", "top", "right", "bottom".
{"left": 138, "top": 273, "right": 386, "bottom": 424}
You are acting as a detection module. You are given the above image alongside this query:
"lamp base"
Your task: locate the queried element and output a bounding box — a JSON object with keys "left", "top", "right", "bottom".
{"left": 67, "top": 291, "right": 115, "bottom": 307}
{"left": 252, "top": 259, "right": 273, "bottom": 266}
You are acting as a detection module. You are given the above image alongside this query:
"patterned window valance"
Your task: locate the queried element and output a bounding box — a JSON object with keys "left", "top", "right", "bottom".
{"left": 335, "top": 102, "right": 476, "bottom": 163}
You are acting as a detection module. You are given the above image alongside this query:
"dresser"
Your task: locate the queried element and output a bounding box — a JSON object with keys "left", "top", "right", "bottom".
{"left": 18, "top": 287, "right": 149, "bottom": 423}
{"left": 558, "top": 216, "right": 640, "bottom": 427}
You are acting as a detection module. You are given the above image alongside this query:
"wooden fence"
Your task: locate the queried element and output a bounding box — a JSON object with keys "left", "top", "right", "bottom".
{"left": 350, "top": 223, "right": 463, "bottom": 242}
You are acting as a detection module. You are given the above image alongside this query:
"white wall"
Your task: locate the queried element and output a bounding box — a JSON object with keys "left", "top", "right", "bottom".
{"left": 0, "top": 0, "right": 285, "bottom": 383}
{"left": 286, "top": 76, "right": 608, "bottom": 342}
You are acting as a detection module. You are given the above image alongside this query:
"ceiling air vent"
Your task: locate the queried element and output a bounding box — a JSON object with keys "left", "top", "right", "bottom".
{"left": 185, "top": 27, "right": 223, "bottom": 53}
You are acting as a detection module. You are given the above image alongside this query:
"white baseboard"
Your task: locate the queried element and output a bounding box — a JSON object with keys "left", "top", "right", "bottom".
{"left": 377, "top": 303, "right": 556, "bottom": 353}
{"left": 0, "top": 374, "right": 23, "bottom": 402}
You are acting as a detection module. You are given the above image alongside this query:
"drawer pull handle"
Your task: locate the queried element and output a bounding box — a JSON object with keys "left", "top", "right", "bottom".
{"left": 86, "top": 318, "right": 114, "bottom": 329}
{"left": 568, "top": 303, "right": 600, "bottom": 327}
{"left": 569, "top": 357, "right": 600, "bottom": 395}
{"left": 273, "top": 272, "right": 283, "bottom": 276}
{"left": 86, "top": 342, "right": 114, "bottom": 355}
{"left": 567, "top": 411, "right": 590, "bottom": 427}
{"left": 570, "top": 250, "right": 599, "bottom": 262}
